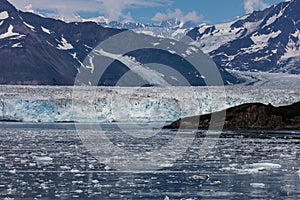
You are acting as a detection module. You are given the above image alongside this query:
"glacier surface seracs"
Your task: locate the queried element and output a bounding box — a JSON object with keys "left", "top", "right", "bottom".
{"left": 0, "top": 85, "right": 299, "bottom": 123}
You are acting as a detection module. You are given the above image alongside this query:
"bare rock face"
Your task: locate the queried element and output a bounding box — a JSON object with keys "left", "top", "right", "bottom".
{"left": 163, "top": 101, "right": 300, "bottom": 130}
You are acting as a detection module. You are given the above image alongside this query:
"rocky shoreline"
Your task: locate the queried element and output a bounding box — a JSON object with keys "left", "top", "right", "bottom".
{"left": 163, "top": 101, "right": 300, "bottom": 130}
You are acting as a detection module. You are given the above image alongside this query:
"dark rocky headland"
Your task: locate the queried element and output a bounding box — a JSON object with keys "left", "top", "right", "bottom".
{"left": 163, "top": 101, "right": 300, "bottom": 130}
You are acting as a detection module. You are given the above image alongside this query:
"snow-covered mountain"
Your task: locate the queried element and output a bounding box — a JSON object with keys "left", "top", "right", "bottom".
{"left": 187, "top": 0, "right": 300, "bottom": 74}
{"left": 99, "top": 18, "right": 196, "bottom": 40}
{"left": 0, "top": 0, "right": 123, "bottom": 85}
{"left": 0, "top": 0, "right": 238, "bottom": 85}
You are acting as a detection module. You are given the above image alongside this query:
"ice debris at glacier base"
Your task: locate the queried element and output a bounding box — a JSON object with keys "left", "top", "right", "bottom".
{"left": 0, "top": 85, "right": 299, "bottom": 123}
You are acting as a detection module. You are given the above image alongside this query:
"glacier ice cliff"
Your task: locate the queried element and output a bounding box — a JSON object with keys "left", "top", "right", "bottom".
{"left": 0, "top": 86, "right": 299, "bottom": 123}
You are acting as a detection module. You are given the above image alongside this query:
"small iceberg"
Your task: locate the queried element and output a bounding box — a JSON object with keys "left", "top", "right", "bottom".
{"left": 238, "top": 163, "right": 282, "bottom": 174}
{"left": 249, "top": 163, "right": 282, "bottom": 169}
{"left": 35, "top": 156, "right": 53, "bottom": 164}
{"left": 223, "top": 162, "right": 282, "bottom": 174}
{"left": 250, "top": 183, "right": 266, "bottom": 188}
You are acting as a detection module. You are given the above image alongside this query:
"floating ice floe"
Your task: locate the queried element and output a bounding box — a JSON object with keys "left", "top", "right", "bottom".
{"left": 249, "top": 163, "right": 282, "bottom": 169}
{"left": 250, "top": 183, "right": 266, "bottom": 188}
{"left": 222, "top": 162, "right": 282, "bottom": 174}
{"left": 35, "top": 156, "right": 53, "bottom": 164}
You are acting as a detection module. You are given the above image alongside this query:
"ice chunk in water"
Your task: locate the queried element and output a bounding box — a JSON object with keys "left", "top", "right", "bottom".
{"left": 250, "top": 163, "right": 282, "bottom": 169}
{"left": 250, "top": 183, "right": 266, "bottom": 188}
{"left": 35, "top": 157, "right": 53, "bottom": 164}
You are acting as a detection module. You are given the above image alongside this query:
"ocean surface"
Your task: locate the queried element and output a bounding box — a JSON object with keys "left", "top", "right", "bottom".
{"left": 0, "top": 123, "right": 299, "bottom": 199}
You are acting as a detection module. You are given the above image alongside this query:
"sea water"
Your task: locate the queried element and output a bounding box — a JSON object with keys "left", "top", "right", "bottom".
{"left": 0, "top": 123, "right": 299, "bottom": 199}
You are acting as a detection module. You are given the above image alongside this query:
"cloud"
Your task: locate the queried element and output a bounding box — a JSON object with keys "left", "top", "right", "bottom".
{"left": 8, "top": 0, "right": 172, "bottom": 22}
{"left": 244, "top": 0, "right": 269, "bottom": 13}
{"left": 152, "top": 8, "right": 202, "bottom": 23}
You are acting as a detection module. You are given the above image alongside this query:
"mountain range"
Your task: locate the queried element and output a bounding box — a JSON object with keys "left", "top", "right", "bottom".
{"left": 98, "top": 18, "right": 196, "bottom": 40}
{"left": 0, "top": 0, "right": 237, "bottom": 86}
{"left": 99, "top": 0, "right": 300, "bottom": 76}
{"left": 187, "top": 0, "right": 300, "bottom": 74}
{"left": 0, "top": 0, "right": 299, "bottom": 86}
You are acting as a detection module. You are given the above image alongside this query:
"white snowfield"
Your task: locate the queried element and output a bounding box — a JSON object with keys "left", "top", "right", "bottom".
{"left": 0, "top": 25, "right": 25, "bottom": 39}
{"left": 0, "top": 11, "right": 9, "bottom": 20}
{"left": 57, "top": 36, "right": 74, "bottom": 50}
{"left": 23, "top": 21, "right": 35, "bottom": 31}
{"left": 41, "top": 26, "right": 51, "bottom": 34}
{"left": 0, "top": 85, "right": 299, "bottom": 123}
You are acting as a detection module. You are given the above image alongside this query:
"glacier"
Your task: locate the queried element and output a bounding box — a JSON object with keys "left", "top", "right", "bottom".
{"left": 0, "top": 85, "right": 299, "bottom": 123}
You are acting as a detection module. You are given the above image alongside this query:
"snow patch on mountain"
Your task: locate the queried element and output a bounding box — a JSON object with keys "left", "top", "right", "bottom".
{"left": 190, "top": 19, "right": 265, "bottom": 54}
{"left": 57, "top": 36, "right": 73, "bottom": 50}
{"left": 86, "top": 54, "right": 95, "bottom": 74}
{"left": 0, "top": 11, "right": 9, "bottom": 20}
{"left": 23, "top": 21, "right": 35, "bottom": 31}
{"left": 244, "top": 20, "right": 264, "bottom": 34}
{"left": 281, "top": 29, "right": 300, "bottom": 59}
{"left": 251, "top": 30, "right": 281, "bottom": 44}
{"left": 264, "top": 12, "right": 283, "bottom": 28}
{"left": 193, "top": 22, "right": 244, "bottom": 53}
{"left": 41, "top": 26, "right": 51, "bottom": 34}
{"left": 0, "top": 25, "right": 24, "bottom": 39}
{"left": 11, "top": 42, "right": 22, "bottom": 48}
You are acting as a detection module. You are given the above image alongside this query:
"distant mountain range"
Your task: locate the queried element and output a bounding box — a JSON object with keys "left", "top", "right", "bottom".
{"left": 0, "top": 0, "right": 238, "bottom": 86}
{"left": 187, "top": 0, "right": 300, "bottom": 74}
{"left": 98, "top": 18, "right": 196, "bottom": 40}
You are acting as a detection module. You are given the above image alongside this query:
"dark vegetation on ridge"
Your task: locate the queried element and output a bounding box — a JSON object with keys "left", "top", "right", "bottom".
{"left": 163, "top": 101, "right": 300, "bottom": 130}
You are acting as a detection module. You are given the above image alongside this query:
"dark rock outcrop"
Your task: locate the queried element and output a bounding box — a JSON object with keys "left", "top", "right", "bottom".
{"left": 163, "top": 101, "right": 300, "bottom": 130}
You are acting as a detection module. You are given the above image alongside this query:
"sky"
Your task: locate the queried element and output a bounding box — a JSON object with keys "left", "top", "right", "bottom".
{"left": 9, "top": 0, "right": 284, "bottom": 24}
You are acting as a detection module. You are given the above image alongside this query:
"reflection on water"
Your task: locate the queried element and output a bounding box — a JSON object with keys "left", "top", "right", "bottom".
{"left": 0, "top": 123, "right": 299, "bottom": 199}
